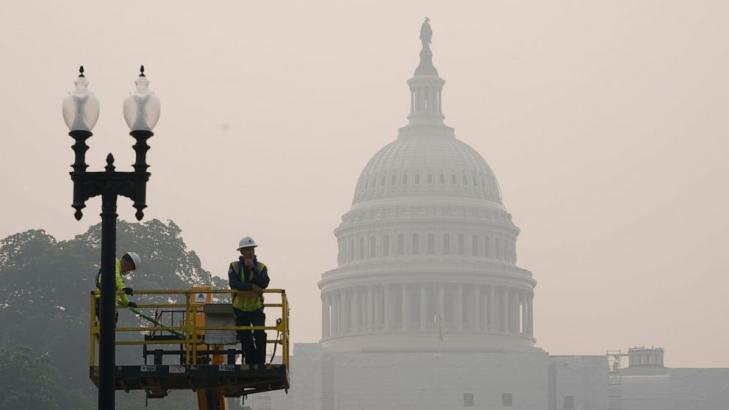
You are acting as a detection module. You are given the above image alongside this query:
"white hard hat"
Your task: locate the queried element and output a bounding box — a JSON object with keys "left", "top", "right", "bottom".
{"left": 237, "top": 236, "right": 258, "bottom": 250}
{"left": 124, "top": 252, "right": 142, "bottom": 271}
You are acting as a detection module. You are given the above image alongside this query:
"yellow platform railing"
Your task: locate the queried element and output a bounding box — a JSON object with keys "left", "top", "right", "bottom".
{"left": 89, "top": 288, "right": 289, "bottom": 370}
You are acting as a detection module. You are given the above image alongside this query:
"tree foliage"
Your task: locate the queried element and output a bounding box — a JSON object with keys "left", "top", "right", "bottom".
{"left": 0, "top": 346, "right": 91, "bottom": 409}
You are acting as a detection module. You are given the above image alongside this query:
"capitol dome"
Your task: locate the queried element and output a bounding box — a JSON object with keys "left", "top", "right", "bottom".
{"left": 319, "top": 19, "right": 538, "bottom": 353}
{"left": 353, "top": 133, "right": 503, "bottom": 204}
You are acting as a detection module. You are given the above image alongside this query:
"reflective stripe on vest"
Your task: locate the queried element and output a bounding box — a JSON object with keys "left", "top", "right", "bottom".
{"left": 230, "top": 261, "right": 266, "bottom": 312}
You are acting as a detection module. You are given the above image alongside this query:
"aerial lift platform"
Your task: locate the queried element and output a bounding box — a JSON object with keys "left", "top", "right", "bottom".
{"left": 88, "top": 286, "right": 290, "bottom": 409}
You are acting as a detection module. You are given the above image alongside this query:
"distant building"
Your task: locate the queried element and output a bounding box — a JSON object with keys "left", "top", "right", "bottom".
{"left": 254, "top": 20, "right": 728, "bottom": 410}
{"left": 606, "top": 348, "right": 729, "bottom": 410}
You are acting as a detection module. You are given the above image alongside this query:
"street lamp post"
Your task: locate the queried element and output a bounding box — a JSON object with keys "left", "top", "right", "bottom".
{"left": 63, "top": 66, "right": 161, "bottom": 410}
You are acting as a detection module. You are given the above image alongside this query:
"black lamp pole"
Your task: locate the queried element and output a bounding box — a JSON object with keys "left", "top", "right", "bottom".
{"left": 70, "top": 131, "right": 152, "bottom": 410}
{"left": 67, "top": 67, "right": 155, "bottom": 410}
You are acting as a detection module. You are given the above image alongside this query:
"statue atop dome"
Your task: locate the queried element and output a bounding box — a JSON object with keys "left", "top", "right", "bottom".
{"left": 420, "top": 17, "right": 432, "bottom": 46}
{"left": 415, "top": 17, "right": 438, "bottom": 76}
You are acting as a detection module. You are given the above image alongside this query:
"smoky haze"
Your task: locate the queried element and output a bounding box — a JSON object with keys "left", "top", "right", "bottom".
{"left": 0, "top": 0, "right": 728, "bottom": 372}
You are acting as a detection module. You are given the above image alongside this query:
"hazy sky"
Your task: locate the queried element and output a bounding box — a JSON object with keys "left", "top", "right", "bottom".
{"left": 1, "top": 0, "right": 728, "bottom": 368}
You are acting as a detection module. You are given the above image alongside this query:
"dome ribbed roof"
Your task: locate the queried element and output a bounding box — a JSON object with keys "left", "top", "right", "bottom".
{"left": 353, "top": 135, "right": 502, "bottom": 204}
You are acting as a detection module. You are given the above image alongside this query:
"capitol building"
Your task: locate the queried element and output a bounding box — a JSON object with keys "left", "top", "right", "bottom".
{"left": 320, "top": 18, "right": 535, "bottom": 355}
{"left": 253, "top": 19, "right": 729, "bottom": 410}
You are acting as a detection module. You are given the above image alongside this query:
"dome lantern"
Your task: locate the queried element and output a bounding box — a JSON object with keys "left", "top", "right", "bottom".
{"left": 406, "top": 18, "right": 446, "bottom": 128}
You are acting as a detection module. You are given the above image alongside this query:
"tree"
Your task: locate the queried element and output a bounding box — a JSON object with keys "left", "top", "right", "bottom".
{"left": 0, "top": 346, "right": 91, "bottom": 409}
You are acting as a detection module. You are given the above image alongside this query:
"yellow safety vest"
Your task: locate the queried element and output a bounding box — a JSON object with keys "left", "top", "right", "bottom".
{"left": 95, "top": 259, "right": 129, "bottom": 307}
{"left": 230, "top": 261, "right": 266, "bottom": 312}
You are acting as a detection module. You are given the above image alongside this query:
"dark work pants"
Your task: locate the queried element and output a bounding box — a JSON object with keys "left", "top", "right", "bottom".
{"left": 233, "top": 308, "right": 267, "bottom": 365}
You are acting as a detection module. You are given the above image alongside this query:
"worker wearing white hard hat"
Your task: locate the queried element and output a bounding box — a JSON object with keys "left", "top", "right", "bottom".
{"left": 228, "top": 236, "right": 270, "bottom": 366}
{"left": 124, "top": 251, "right": 141, "bottom": 272}
{"left": 236, "top": 236, "right": 257, "bottom": 250}
{"left": 95, "top": 251, "right": 140, "bottom": 318}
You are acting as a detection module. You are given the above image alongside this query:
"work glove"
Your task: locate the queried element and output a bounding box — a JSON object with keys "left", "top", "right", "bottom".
{"left": 127, "top": 302, "right": 138, "bottom": 308}
{"left": 122, "top": 287, "right": 134, "bottom": 296}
